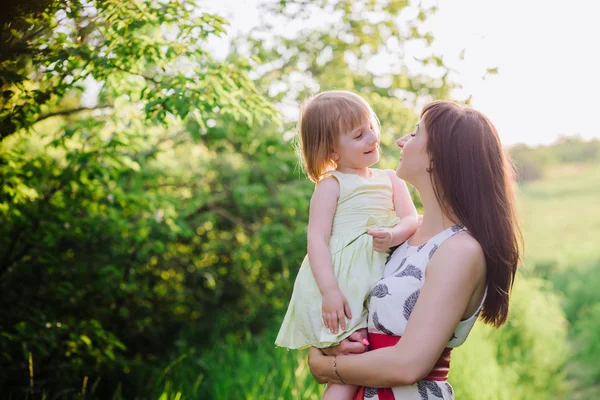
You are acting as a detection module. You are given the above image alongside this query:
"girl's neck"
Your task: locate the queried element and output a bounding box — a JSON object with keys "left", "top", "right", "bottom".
{"left": 336, "top": 166, "right": 371, "bottom": 178}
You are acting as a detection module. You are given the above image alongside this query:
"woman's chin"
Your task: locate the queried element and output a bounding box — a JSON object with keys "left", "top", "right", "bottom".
{"left": 396, "top": 168, "right": 412, "bottom": 184}
{"left": 395, "top": 166, "right": 404, "bottom": 179}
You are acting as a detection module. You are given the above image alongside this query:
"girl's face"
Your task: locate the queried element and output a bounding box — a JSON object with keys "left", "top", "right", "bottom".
{"left": 396, "top": 119, "right": 430, "bottom": 184}
{"left": 334, "top": 118, "right": 380, "bottom": 171}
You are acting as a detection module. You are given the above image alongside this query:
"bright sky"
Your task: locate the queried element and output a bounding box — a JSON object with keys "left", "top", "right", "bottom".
{"left": 203, "top": 0, "right": 599, "bottom": 146}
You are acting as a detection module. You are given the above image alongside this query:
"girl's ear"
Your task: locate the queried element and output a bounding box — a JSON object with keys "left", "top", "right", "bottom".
{"left": 331, "top": 151, "right": 339, "bottom": 161}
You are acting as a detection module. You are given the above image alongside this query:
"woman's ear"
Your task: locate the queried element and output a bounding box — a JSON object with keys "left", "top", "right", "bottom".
{"left": 426, "top": 160, "right": 434, "bottom": 173}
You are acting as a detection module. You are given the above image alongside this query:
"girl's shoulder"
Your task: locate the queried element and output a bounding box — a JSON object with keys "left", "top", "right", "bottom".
{"left": 374, "top": 169, "right": 404, "bottom": 191}
{"left": 321, "top": 172, "right": 345, "bottom": 189}
{"left": 324, "top": 170, "right": 342, "bottom": 180}
{"left": 315, "top": 175, "right": 340, "bottom": 191}
{"left": 372, "top": 168, "right": 400, "bottom": 182}
{"left": 311, "top": 176, "right": 340, "bottom": 204}
{"left": 368, "top": 168, "right": 387, "bottom": 177}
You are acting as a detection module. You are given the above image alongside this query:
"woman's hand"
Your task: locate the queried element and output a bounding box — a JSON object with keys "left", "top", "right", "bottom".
{"left": 322, "top": 288, "right": 352, "bottom": 333}
{"left": 308, "top": 347, "right": 332, "bottom": 384}
{"left": 309, "top": 330, "right": 369, "bottom": 384}
{"left": 367, "top": 228, "right": 393, "bottom": 253}
{"left": 321, "top": 329, "right": 369, "bottom": 356}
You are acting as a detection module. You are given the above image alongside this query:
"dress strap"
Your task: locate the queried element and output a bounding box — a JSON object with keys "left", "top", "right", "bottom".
{"left": 465, "top": 286, "right": 488, "bottom": 321}
{"left": 413, "top": 224, "right": 467, "bottom": 259}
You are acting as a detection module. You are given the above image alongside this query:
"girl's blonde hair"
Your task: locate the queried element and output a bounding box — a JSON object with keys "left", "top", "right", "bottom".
{"left": 297, "top": 91, "right": 380, "bottom": 183}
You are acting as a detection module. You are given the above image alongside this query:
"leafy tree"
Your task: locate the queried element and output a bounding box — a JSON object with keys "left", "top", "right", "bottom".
{"left": 1, "top": 0, "right": 277, "bottom": 396}
{"left": 0, "top": 0, "right": 572, "bottom": 398}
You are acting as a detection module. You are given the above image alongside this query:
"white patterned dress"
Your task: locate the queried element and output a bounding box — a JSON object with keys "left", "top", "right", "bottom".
{"left": 360, "top": 225, "right": 487, "bottom": 400}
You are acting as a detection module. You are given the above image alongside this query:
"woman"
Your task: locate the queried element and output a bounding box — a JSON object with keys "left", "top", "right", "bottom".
{"left": 308, "top": 100, "right": 522, "bottom": 399}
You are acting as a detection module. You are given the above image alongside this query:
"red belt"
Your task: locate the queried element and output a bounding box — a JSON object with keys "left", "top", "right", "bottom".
{"left": 353, "top": 332, "right": 452, "bottom": 400}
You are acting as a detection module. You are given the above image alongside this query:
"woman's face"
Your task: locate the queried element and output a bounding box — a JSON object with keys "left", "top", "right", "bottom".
{"left": 396, "top": 119, "right": 430, "bottom": 184}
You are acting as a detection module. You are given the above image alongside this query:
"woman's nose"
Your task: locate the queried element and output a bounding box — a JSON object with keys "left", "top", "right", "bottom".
{"left": 397, "top": 136, "right": 407, "bottom": 148}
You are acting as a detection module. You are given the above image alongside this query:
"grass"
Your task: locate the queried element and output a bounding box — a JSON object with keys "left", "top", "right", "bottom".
{"left": 156, "top": 326, "right": 324, "bottom": 399}
{"left": 518, "top": 163, "right": 600, "bottom": 269}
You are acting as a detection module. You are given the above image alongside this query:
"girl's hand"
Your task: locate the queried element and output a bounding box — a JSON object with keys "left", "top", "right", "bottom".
{"left": 308, "top": 347, "right": 330, "bottom": 384}
{"left": 322, "top": 288, "right": 352, "bottom": 334}
{"left": 321, "top": 329, "right": 369, "bottom": 356}
{"left": 367, "top": 228, "right": 393, "bottom": 253}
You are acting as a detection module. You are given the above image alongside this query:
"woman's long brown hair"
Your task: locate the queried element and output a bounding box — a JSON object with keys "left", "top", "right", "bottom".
{"left": 421, "top": 100, "right": 523, "bottom": 327}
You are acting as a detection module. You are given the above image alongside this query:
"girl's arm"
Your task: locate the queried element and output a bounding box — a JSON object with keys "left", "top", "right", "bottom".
{"left": 307, "top": 177, "right": 352, "bottom": 333}
{"left": 386, "top": 170, "right": 418, "bottom": 246}
{"left": 368, "top": 171, "right": 418, "bottom": 252}
{"left": 308, "top": 234, "right": 487, "bottom": 387}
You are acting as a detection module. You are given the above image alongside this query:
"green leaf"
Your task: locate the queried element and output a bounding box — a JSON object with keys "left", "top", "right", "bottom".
{"left": 80, "top": 335, "right": 92, "bottom": 347}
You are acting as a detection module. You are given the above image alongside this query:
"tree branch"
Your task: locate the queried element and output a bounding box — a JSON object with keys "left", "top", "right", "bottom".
{"left": 35, "top": 105, "right": 113, "bottom": 124}
{"left": 111, "top": 64, "right": 161, "bottom": 84}
{"left": 212, "top": 207, "right": 256, "bottom": 233}
{"left": 185, "top": 203, "right": 257, "bottom": 235}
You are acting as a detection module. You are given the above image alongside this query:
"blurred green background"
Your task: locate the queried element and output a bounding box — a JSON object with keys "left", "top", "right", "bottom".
{"left": 1, "top": 1, "right": 598, "bottom": 399}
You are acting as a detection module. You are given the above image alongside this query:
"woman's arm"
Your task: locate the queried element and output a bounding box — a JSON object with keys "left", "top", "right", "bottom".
{"left": 309, "top": 234, "right": 487, "bottom": 387}
{"left": 368, "top": 171, "right": 418, "bottom": 251}
{"left": 307, "top": 177, "right": 352, "bottom": 333}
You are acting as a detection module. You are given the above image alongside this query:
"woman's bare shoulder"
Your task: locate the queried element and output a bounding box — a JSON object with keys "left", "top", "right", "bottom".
{"left": 430, "top": 232, "right": 486, "bottom": 277}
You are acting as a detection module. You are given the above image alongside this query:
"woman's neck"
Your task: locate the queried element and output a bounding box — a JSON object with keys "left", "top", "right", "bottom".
{"left": 415, "top": 180, "right": 459, "bottom": 239}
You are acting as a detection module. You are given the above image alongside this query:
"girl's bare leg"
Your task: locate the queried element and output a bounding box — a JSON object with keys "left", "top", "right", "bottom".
{"left": 322, "top": 383, "right": 358, "bottom": 400}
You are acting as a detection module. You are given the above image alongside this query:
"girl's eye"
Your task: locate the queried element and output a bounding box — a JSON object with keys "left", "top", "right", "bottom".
{"left": 410, "top": 133, "right": 416, "bottom": 137}
{"left": 355, "top": 133, "right": 363, "bottom": 139}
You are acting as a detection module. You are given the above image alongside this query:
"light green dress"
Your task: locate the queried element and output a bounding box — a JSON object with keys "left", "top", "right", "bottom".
{"left": 275, "top": 168, "right": 401, "bottom": 349}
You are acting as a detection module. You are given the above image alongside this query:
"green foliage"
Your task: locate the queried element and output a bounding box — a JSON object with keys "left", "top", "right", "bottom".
{"left": 509, "top": 144, "right": 545, "bottom": 182}
{"left": 551, "top": 137, "right": 599, "bottom": 164}
{"left": 194, "top": 328, "right": 323, "bottom": 399}
{"left": 448, "top": 324, "right": 517, "bottom": 400}
{"left": 0, "top": 0, "right": 581, "bottom": 397}
{"left": 1, "top": 0, "right": 278, "bottom": 396}
{"left": 549, "top": 262, "right": 600, "bottom": 389}
{"left": 450, "top": 276, "right": 570, "bottom": 400}
{"left": 571, "top": 302, "right": 600, "bottom": 385}
{"left": 490, "top": 277, "right": 568, "bottom": 398}
{"left": 518, "top": 162, "right": 600, "bottom": 398}
{"left": 508, "top": 137, "right": 600, "bottom": 182}
{"left": 151, "top": 324, "right": 324, "bottom": 399}
{"left": 1, "top": 0, "right": 277, "bottom": 141}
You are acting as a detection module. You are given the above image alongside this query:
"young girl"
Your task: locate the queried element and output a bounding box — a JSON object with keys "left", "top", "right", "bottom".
{"left": 275, "top": 91, "right": 419, "bottom": 399}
